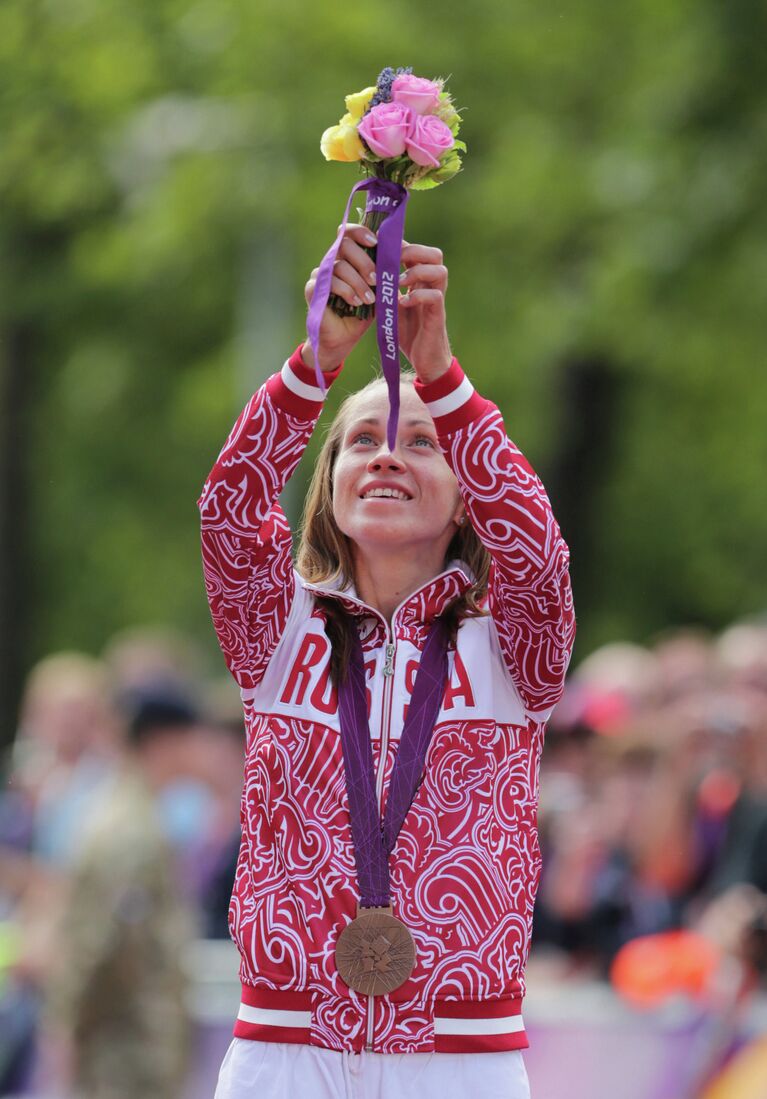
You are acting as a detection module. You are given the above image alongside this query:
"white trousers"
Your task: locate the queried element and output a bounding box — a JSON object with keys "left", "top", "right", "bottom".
{"left": 214, "top": 1038, "right": 531, "bottom": 1099}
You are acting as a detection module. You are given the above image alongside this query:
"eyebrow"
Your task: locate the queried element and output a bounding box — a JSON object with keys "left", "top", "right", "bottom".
{"left": 352, "top": 416, "right": 434, "bottom": 429}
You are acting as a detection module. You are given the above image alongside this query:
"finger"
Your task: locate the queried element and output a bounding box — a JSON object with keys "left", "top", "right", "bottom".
{"left": 333, "top": 260, "right": 375, "bottom": 304}
{"left": 306, "top": 273, "right": 366, "bottom": 309}
{"left": 334, "top": 247, "right": 375, "bottom": 294}
{"left": 337, "top": 222, "right": 379, "bottom": 248}
{"left": 337, "top": 236, "right": 377, "bottom": 286}
{"left": 399, "top": 288, "right": 446, "bottom": 309}
{"left": 398, "top": 263, "right": 448, "bottom": 289}
{"left": 400, "top": 242, "right": 444, "bottom": 269}
{"left": 329, "top": 274, "right": 367, "bottom": 308}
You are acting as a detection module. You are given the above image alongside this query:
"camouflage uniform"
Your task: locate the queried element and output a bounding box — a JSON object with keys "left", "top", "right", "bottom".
{"left": 44, "top": 766, "right": 193, "bottom": 1099}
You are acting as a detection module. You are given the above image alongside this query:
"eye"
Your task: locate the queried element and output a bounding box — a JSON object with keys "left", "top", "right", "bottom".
{"left": 350, "top": 431, "right": 376, "bottom": 445}
{"left": 411, "top": 435, "right": 436, "bottom": 448}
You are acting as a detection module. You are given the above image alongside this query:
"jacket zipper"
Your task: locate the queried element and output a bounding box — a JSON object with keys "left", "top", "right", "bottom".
{"left": 366, "top": 636, "right": 396, "bottom": 1052}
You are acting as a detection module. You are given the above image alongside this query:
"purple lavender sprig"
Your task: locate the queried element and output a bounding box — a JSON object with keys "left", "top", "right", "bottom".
{"left": 367, "top": 65, "right": 413, "bottom": 110}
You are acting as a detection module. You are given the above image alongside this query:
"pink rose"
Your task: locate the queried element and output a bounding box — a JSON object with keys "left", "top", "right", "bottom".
{"left": 358, "top": 102, "right": 413, "bottom": 159}
{"left": 391, "top": 74, "right": 442, "bottom": 115}
{"left": 405, "top": 114, "right": 454, "bottom": 168}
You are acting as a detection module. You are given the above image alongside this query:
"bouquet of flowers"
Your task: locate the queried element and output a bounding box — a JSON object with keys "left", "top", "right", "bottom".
{"left": 320, "top": 66, "right": 466, "bottom": 319}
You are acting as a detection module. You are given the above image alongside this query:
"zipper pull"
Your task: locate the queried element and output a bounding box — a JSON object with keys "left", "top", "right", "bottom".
{"left": 382, "top": 643, "right": 395, "bottom": 677}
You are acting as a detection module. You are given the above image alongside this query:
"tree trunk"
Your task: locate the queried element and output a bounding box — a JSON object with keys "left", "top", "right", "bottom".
{"left": 0, "top": 321, "right": 34, "bottom": 749}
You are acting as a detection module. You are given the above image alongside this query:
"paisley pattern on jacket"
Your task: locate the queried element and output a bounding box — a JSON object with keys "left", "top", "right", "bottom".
{"left": 198, "top": 345, "right": 575, "bottom": 1053}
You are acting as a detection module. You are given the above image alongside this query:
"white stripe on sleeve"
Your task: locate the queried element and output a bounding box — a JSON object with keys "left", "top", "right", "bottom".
{"left": 280, "top": 360, "right": 328, "bottom": 402}
{"left": 424, "top": 376, "right": 475, "bottom": 418}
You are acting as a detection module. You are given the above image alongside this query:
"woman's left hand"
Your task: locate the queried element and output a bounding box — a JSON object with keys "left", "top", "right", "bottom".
{"left": 397, "top": 241, "right": 453, "bottom": 384}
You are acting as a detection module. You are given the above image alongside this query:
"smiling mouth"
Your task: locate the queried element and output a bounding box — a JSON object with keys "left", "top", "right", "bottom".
{"left": 360, "top": 488, "right": 412, "bottom": 501}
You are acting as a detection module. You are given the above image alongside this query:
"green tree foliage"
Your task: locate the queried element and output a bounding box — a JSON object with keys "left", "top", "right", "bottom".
{"left": 1, "top": 0, "right": 765, "bottom": 727}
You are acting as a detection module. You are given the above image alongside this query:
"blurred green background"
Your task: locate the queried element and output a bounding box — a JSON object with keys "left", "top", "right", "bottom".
{"left": 1, "top": 0, "right": 765, "bottom": 744}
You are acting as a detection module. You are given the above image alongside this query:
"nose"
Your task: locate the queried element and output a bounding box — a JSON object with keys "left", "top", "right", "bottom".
{"left": 367, "top": 444, "right": 405, "bottom": 472}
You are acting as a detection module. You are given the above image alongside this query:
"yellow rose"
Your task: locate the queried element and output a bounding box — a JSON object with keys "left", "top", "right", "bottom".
{"left": 344, "top": 86, "right": 376, "bottom": 121}
{"left": 320, "top": 119, "right": 365, "bottom": 162}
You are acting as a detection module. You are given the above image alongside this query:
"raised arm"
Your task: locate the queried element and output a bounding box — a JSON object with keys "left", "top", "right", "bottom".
{"left": 397, "top": 239, "right": 575, "bottom": 715}
{"left": 197, "top": 348, "right": 342, "bottom": 689}
{"left": 198, "top": 222, "right": 379, "bottom": 689}
{"left": 415, "top": 361, "right": 575, "bottom": 715}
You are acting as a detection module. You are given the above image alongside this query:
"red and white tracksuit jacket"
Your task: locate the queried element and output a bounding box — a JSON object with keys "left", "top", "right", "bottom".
{"left": 198, "top": 344, "right": 575, "bottom": 1055}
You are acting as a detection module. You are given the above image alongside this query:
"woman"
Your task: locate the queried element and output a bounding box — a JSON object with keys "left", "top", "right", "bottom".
{"left": 198, "top": 224, "right": 576, "bottom": 1098}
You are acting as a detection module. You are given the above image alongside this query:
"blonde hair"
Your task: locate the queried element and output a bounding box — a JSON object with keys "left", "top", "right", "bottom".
{"left": 296, "top": 371, "right": 491, "bottom": 681}
{"left": 16, "top": 651, "right": 117, "bottom": 762}
{"left": 22, "top": 652, "right": 112, "bottom": 713}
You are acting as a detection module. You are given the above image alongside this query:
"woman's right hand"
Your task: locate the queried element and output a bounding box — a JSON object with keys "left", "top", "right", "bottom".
{"left": 302, "top": 224, "right": 378, "bottom": 373}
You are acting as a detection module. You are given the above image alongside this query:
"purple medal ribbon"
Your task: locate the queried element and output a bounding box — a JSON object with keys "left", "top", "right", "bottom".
{"left": 306, "top": 178, "right": 410, "bottom": 451}
{"left": 336, "top": 616, "right": 449, "bottom": 909}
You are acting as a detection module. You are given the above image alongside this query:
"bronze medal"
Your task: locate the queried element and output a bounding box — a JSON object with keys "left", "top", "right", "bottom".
{"left": 335, "top": 905, "right": 416, "bottom": 996}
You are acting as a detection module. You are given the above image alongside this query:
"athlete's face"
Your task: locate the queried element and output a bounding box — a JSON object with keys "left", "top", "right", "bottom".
{"left": 332, "top": 383, "right": 464, "bottom": 563}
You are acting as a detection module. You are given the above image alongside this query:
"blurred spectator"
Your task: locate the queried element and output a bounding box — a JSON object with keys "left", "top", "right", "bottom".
{"left": 103, "top": 625, "right": 206, "bottom": 703}
{"left": 4, "top": 652, "right": 120, "bottom": 869}
{"left": 0, "top": 653, "right": 121, "bottom": 1093}
{"left": 716, "top": 621, "right": 767, "bottom": 696}
{"left": 552, "top": 641, "right": 660, "bottom": 737}
{"left": 534, "top": 735, "right": 676, "bottom": 972}
{"left": 652, "top": 627, "right": 723, "bottom": 705}
{"left": 38, "top": 682, "right": 199, "bottom": 1099}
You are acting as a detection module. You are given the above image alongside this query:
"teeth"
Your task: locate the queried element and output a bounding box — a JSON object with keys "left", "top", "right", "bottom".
{"left": 362, "top": 488, "right": 410, "bottom": 500}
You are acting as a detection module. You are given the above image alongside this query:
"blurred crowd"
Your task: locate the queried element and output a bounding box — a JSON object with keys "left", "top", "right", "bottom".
{"left": 534, "top": 619, "right": 767, "bottom": 984}
{"left": 0, "top": 618, "right": 766, "bottom": 1096}
{"left": 0, "top": 628, "right": 245, "bottom": 1097}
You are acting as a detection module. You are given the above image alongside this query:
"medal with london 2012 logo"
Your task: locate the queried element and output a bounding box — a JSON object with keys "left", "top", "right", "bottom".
{"left": 335, "top": 905, "right": 416, "bottom": 997}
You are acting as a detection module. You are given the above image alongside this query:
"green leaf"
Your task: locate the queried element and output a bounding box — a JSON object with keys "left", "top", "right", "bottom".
{"left": 408, "top": 175, "right": 442, "bottom": 191}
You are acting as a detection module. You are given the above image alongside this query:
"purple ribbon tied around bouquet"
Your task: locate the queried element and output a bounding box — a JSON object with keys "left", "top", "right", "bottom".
{"left": 306, "top": 178, "right": 410, "bottom": 451}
